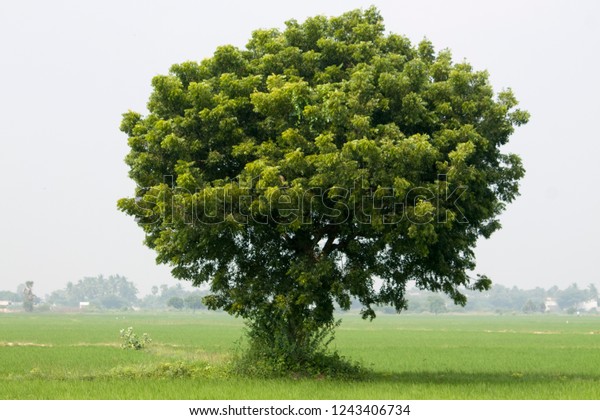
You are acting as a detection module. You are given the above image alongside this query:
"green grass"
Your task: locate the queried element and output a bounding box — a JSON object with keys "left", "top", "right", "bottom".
{"left": 1, "top": 312, "right": 599, "bottom": 399}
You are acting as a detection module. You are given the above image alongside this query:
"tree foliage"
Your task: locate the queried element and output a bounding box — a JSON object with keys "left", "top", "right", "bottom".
{"left": 23, "top": 281, "right": 34, "bottom": 312}
{"left": 427, "top": 295, "right": 447, "bottom": 314}
{"left": 184, "top": 294, "right": 205, "bottom": 311}
{"left": 0, "top": 290, "right": 21, "bottom": 302}
{"left": 167, "top": 296, "right": 184, "bottom": 310}
{"left": 47, "top": 274, "right": 138, "bottom": 308}
{"left": 118, "top": 8, "right": 528, "bottom": 367}
{"left": 555, "top": 283, "right": 595, "bottom": 311}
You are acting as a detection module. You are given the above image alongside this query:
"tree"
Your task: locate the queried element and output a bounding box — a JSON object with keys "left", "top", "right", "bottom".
{"left": 110, "top": 274, "right": 139, "bottom": 303}
{"left": 0, "top": 290, "right": 21, "bottom": 302}
{"left": 556, "top": 283, "right": 588, "bottom": 311}
{"left": 588, "top": 283, "right": 598, "bottom": 299}
{"left": 167, "top": 296, "right": 184, "bottom": 310}
{"left": 184, "top": 294, "right": 204, "bottom": 311}
{"left": 522, "top": 299, "right": 539, "bottom": 313}
{"left": 427, "top": 295, "right": 447, "bottom": 315}
{"left": 99, "top": 295, "right": 128, "bottom": 310}
{"left": 23, "top": 281, "right": 35, "bottom": 312}
{"left": 118, "top": 8, "right": 528, "bottom": 369}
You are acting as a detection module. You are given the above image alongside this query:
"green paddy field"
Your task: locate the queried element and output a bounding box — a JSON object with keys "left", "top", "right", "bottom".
{"left": 0, "top": 312, "right": 598, "bottom": 399}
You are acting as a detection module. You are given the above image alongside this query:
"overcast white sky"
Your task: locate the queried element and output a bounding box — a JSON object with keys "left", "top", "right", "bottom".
{"left": 0, "top": 0, "right": 598, "bottom": 297}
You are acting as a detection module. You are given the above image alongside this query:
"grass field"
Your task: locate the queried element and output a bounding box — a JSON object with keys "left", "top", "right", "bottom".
{"left": 0, "top": 312, "right": 599, "bottom": 399}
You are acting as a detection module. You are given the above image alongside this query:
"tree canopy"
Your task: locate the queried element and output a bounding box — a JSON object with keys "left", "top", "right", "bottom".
{"left": 118, "top": 7, "right": 528, "bottom": 366}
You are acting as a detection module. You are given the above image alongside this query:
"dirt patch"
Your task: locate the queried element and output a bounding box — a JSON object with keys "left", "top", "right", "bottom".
{"left": 0, "top": 342, "right": 53, "bottom": 347}
{"left": 484, "top": 329, "right": 516, "bottom": 333}
{"left": 69, "top": 342, "right": 120, "bottom": 347}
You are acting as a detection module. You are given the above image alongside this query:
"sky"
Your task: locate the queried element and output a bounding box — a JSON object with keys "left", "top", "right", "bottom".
{"left": 0, "top": 0, "right": 598, "bottom": 297}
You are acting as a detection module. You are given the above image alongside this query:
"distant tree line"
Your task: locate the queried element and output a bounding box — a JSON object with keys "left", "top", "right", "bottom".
{"left": 1, "top": 275, "right": 206, "bottom": 312}
{"left": 138, "top": 283, "right": 206, "bottom": 311}
{"left": 46, "top": 275, "right": 139, "bottom": 309}
{"left": 0, "top": 277, "right": 596, "bottom": 314}
{"left": 0, "top": 290, "right": 22, "bottom": 302}
{"left": 387, "top": 283, "right": 599, "bottom": 314}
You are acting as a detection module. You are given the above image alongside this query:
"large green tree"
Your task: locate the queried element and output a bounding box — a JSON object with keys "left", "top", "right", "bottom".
{"left": 118, "top": 8, "right": 528, "bottom": 366}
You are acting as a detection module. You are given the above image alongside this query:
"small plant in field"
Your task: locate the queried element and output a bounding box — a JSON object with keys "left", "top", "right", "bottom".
{"left": 119, "top": 326, "right": 151, "bottom": 350}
